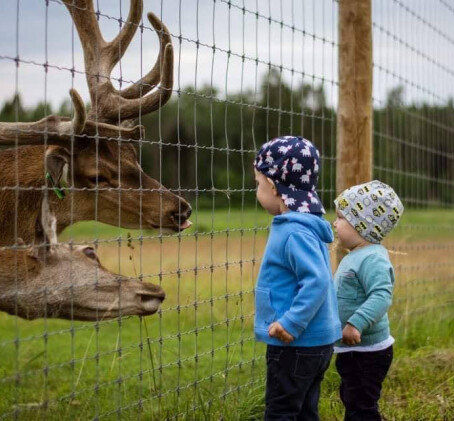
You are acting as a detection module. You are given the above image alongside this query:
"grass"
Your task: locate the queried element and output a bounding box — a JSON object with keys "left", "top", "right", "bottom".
{"left": 0, "top": 208, "right": 453, "bottom": 420}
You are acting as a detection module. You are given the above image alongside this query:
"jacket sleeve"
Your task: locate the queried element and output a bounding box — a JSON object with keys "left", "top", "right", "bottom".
{"left": 277, "top": 231, "right": 331, "bottom": 339}
{"left": 347, "top": 254, "right": 394, "bottom": 333}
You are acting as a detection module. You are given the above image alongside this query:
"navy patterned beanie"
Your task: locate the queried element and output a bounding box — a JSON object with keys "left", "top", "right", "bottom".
{"left": 253, "top": 136, "right": 325, "bottom": 214}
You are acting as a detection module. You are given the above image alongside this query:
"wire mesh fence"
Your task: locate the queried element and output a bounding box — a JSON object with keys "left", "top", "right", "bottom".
{"left": 0, "top": 0, "right": 453, "bottom": 419}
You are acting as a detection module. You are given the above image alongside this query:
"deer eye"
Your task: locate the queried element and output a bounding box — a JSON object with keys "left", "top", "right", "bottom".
{"left": 88, "top": 175, "right": 109, "bottom": 185}
{"left": 82, "top": 247, "right": 98, "bottom": 261}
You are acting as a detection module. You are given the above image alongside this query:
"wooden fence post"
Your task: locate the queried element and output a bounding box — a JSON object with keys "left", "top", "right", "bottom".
{"left": 336, "top": 0, "right": 373, "bottom": 261}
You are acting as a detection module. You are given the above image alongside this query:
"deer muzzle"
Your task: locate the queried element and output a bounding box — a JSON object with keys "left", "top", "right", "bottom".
{"left": 171, "top": 204, "right": 193, "bottom": 231}
{"left": 89, "top": 279, "right": 166, "bottom": 319}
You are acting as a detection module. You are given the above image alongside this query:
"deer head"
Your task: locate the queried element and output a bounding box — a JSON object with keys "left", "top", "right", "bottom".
{"left": 0, "top": 1, "right": 191, "bottom": 245}
{"left": 0, "top": 198, "right": 165, "bottom": 321}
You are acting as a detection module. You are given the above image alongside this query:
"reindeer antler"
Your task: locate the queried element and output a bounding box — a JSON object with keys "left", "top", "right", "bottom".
{"left": 0, "top": 0, "right": 172, "bottom": 145}
{"left": 62, "top": 0, "right": 174, "bottom": 124}
{"left": 0, "top": 89, "right": 85, "bottom": 145}
{"left": 0, "top": 89, "right": 142, "bottom": 145}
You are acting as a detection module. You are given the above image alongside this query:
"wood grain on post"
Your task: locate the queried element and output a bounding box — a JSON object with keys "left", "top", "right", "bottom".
{"left": 336, "top": 0, "right": 373, "bottom": 262}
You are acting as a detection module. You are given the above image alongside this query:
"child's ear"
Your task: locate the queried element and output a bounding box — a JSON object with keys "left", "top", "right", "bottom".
{"left": 266, "top": 177, "right": 279, "bottom": 195}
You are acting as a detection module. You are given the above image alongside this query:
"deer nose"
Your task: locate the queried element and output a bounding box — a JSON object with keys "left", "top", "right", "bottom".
{"left": 184, "top": 206, "right": 192, "bottom": 220}
{"left": 140, "top": 286, "right": 166, "bottom": 302}
{"left": 172, "top": 205, "right": 192, "bottom": 226}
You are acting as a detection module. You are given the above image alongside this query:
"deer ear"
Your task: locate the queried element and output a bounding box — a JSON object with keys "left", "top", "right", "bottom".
{"left": 28, "top": 222, "right": 50, "bottom": 263}
{"left": 33, "top": 199, "right": 58, "bottom": 262}
{"left": 45, "top": 146, "right": 70, "bottom": 186}
{"left": 40, "top": 200, "right": 58, "bottom": 247}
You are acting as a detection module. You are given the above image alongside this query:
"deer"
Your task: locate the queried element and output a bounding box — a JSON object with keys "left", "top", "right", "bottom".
{"left": 0, "top": 0, "right": 192, "bottom": 246}
{"left": 0, "top": 199, "right": 165, "bottom": 321}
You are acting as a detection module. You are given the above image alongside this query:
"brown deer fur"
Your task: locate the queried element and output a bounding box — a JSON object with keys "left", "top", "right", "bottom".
{"left": 0, "top": 144, "right": 190, "bottom": 246}
{"left": 0, "top": 1, "right": 192, "bottom": 246}
{"left": 0, "top": 203, "right": 165, "bottom": 321}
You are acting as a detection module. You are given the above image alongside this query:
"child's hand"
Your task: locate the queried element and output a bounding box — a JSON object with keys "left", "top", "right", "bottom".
{"left": 342, "top": 323, "right": 361, "bottom": 345}
{"left": 268, "top": 322, "right": 294, "bottom": 344}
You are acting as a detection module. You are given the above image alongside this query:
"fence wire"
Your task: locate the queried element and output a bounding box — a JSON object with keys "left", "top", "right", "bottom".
{"left": 0, "top": 0, "right": 453, "bottom": 419}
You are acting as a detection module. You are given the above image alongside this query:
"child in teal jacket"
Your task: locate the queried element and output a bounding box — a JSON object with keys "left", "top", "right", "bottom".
{"left": 333, "top": 180, "right": 404, "bottom": 421}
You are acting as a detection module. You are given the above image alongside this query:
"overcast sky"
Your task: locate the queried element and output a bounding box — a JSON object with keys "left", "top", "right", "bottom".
{"left": 1, "top": 0, "right": 454, "bottom": 111}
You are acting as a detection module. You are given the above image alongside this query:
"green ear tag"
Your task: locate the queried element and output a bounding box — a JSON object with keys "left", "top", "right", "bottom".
{"left": 46, "top": 172, "right": 66, "bottom": 200}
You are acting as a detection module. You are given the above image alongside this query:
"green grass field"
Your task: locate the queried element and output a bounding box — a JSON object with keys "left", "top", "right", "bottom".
{"left": 0, "top": 208, "right": 453, "bottom": 420}
{"left": 56, "top": 208, "right": 454, "bottom": 242}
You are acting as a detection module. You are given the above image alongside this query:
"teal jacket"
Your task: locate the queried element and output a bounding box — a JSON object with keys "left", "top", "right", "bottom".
{"left": 334, "top": 245, "right": 394, "bottom": 347}
{"left": 254, "top": 212, "right": 341, "bottom": 347}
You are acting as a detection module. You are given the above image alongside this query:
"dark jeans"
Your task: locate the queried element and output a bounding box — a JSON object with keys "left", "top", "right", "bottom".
{"left": 265, "top": 343, "right": 334, "bottom": 421}
{"left": 335, "top": 345, "right": 394, "bottom": 421}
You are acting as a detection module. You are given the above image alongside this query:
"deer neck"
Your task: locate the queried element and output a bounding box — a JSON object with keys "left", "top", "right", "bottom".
{"left": 0, "top": 147, "right": 53, "bottom": 245}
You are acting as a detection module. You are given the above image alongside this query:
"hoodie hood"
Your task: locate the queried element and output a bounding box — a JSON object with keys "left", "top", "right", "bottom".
{"left": 273, "top": 211, "right": 334, "bottom": 244}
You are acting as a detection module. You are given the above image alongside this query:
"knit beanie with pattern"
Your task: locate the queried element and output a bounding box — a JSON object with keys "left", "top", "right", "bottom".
{"left": 334, "top": 180, "right": 404, "bottom": 243}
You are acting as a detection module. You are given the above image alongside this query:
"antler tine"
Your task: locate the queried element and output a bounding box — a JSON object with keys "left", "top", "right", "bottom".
{"left": 119, "top": 12, "right": 173, "bottom": 99}
{"left": 64, "top": 0, "right": 142, "bottom": 75}
{"left": 105, "top": 0, "right": 143, "bottom": 71}
{"left": 0, "top": 89, "right": 86, "bottom": 146}
{"left": 100, "top": 12, "right": 174, "bottom": 121}
{"left": 62, "top": 0, "right": 105, "bottom": 75}
{"left": 0, "top": 87, "right": 142, "bottom": 144}
{"left": 69, "top": 88, "right": 86, "bottom": 134}
{"left": 83, "top": 121, "right": 145, "bottom": 140}
{"left": 63, "top": 0, "right": 144, "bottom": 123}
{"left": 63, "top": 0, "right": 173, "bottom": 125}
{"left": 69, "top": 89, "right": 146, "bottom": 140}
{"left": 100, "top": 42, "right": 174, "bottom": 122}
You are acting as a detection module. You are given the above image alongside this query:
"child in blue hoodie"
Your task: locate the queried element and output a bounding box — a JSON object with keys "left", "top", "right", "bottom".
{"left": 333, "top": 181, "right": 404, "bottom": 421}
{"left": 253, "top": 136, "right": 341, "bottom": 421}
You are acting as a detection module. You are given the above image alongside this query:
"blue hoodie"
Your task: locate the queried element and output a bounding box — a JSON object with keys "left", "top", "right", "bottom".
{"left": 254, "top": 212, "right": 342, "bottom": 347}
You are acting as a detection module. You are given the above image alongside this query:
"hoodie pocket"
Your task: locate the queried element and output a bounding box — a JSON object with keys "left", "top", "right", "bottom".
{"left": 337, "top": 272, "right": 358, "bottom": 300}
{"left": 255, "top": 287, "right": 276, "bottom": 327}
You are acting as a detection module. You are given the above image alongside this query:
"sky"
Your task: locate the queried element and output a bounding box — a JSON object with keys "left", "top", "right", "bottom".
{"left": 1, "top": 0, "right": 454, "bottom": 111}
